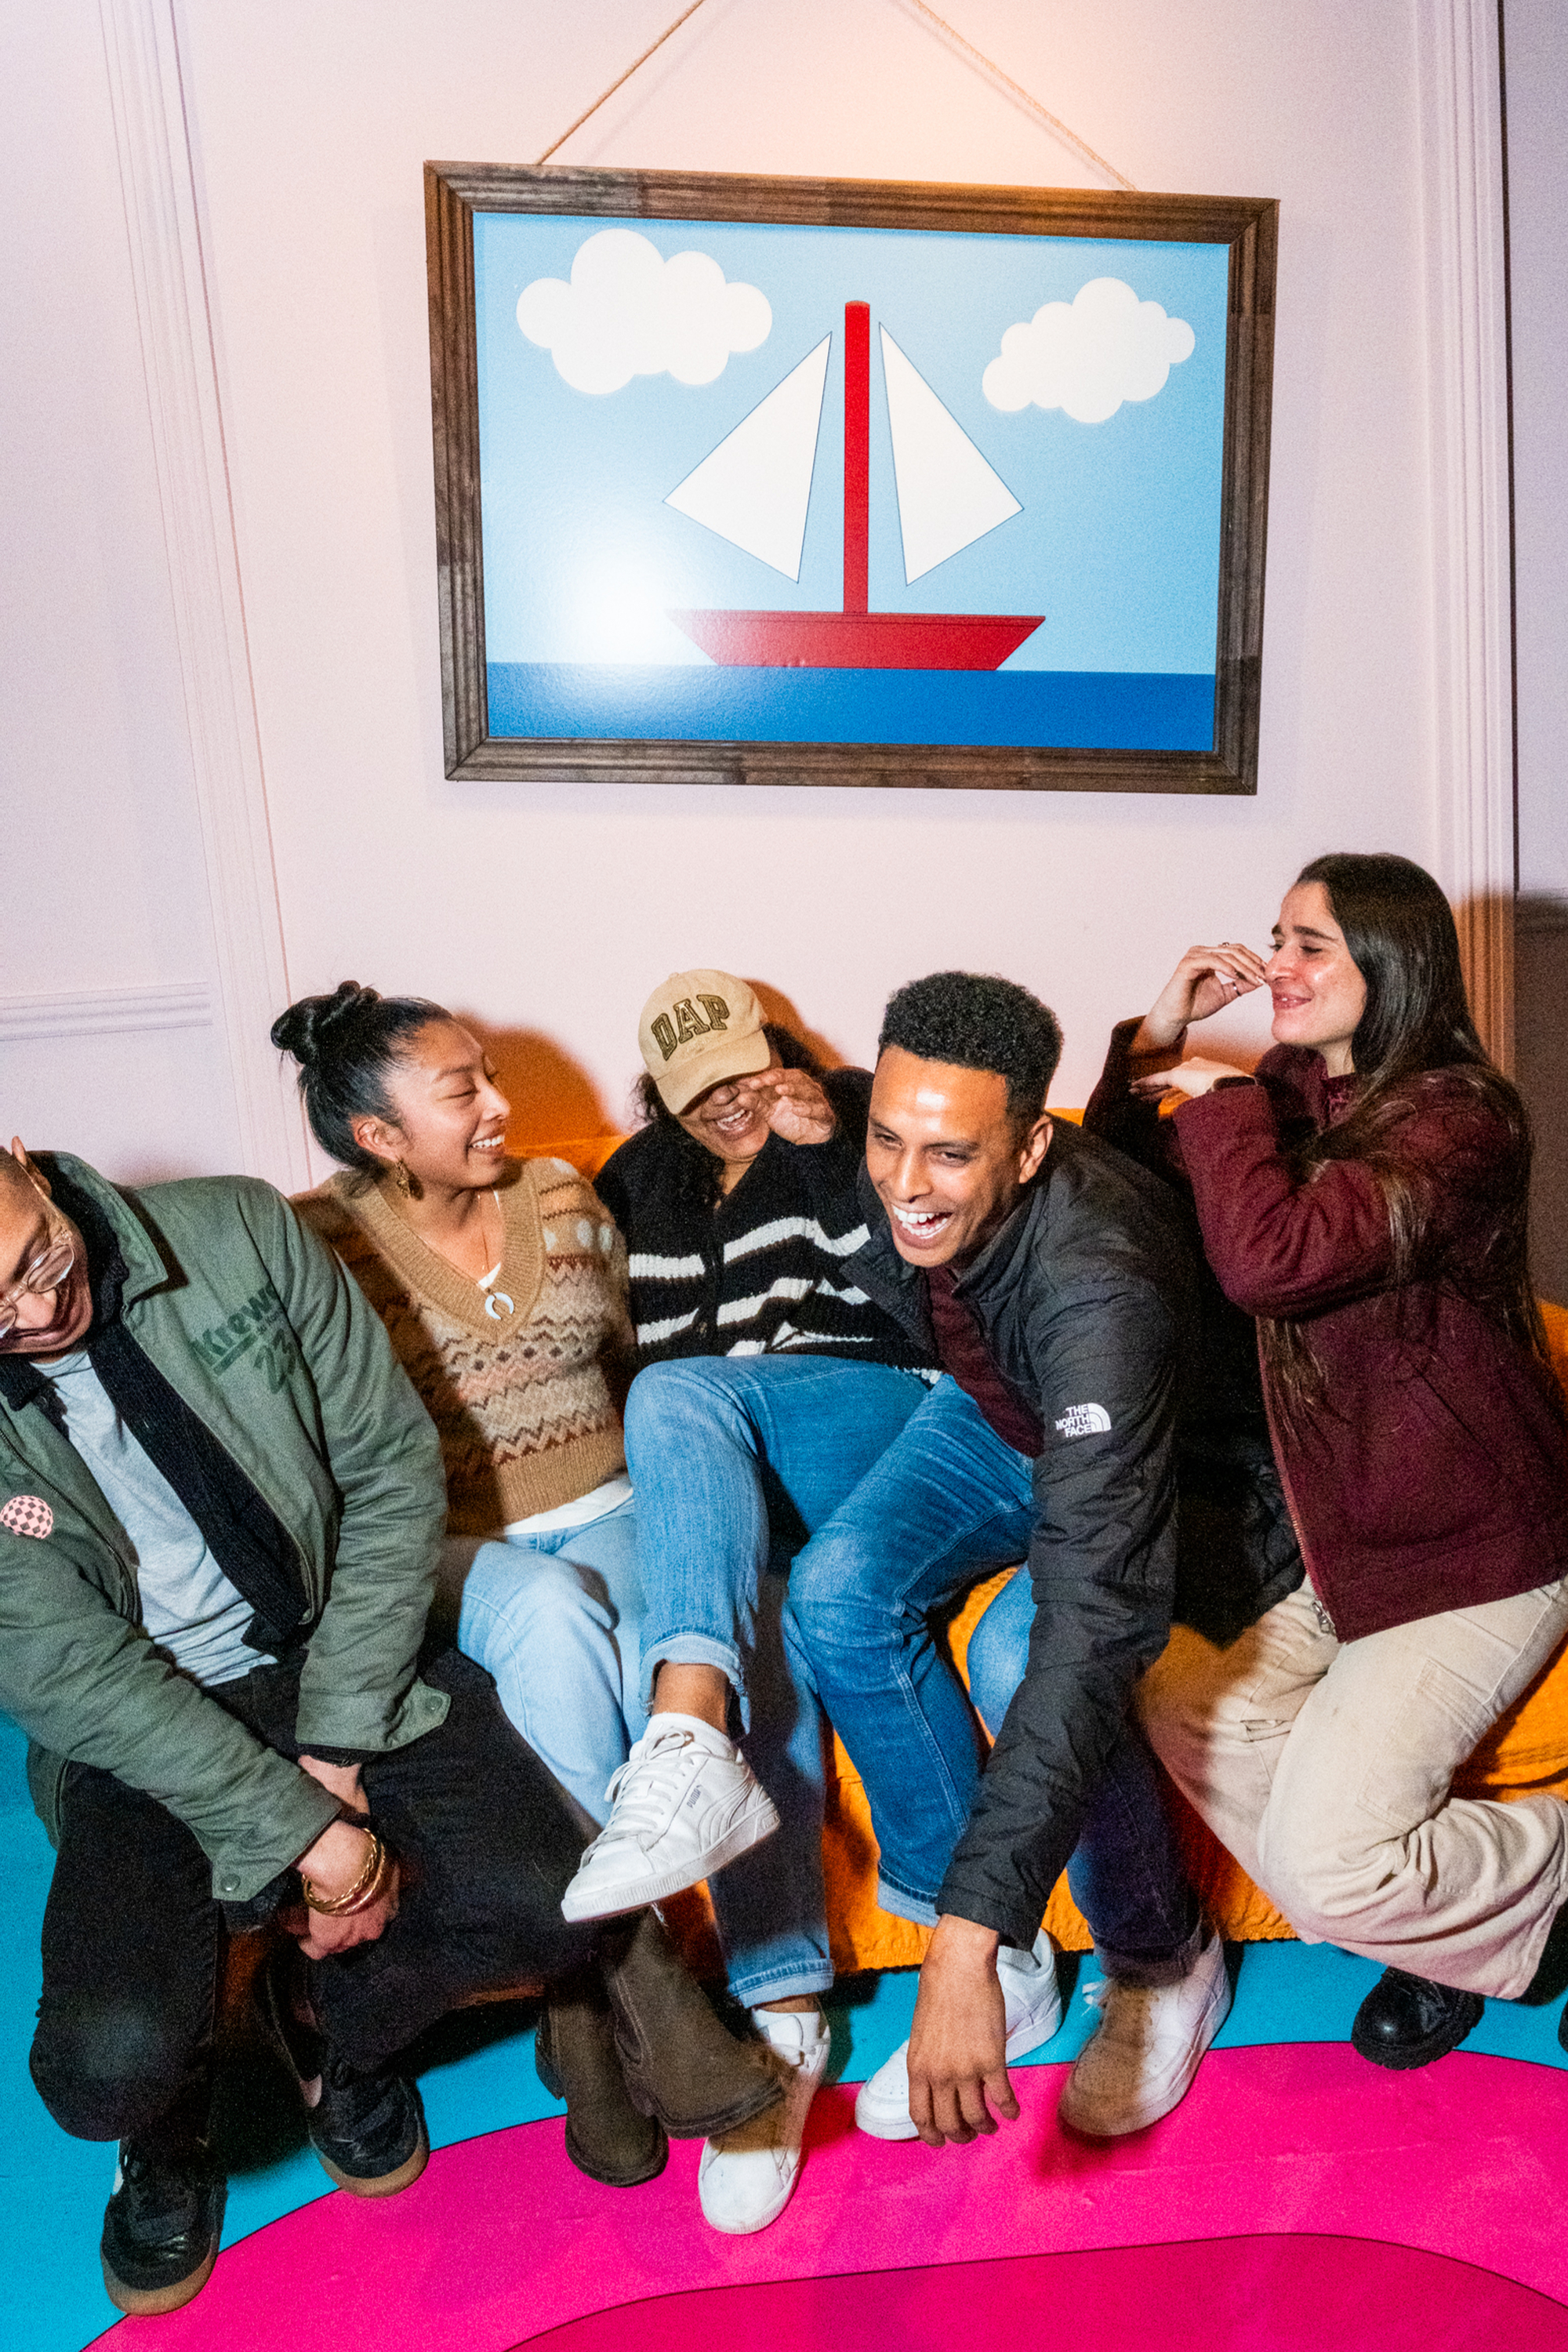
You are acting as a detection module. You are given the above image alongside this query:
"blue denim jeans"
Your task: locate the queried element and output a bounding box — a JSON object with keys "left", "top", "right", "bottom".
{"left": 452, "top": 1500, "right": 647, "bottom": 1825}
{"left": 786, "top": 1376, "right": 1201, "bottom": 1984}
{"left": 623, "top": 1356, "right": 935, "bottom": 2005}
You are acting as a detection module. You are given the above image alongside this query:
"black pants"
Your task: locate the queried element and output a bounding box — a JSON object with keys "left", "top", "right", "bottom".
{"left": 31, "top": 1648, "right": 599, "bottom": 2143}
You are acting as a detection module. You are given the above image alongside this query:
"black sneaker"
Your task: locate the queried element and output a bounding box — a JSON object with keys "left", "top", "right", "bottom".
{"left": 100, "top": 2132, "right": 226, "bottom": 2317}
{"left": 257, "top": 1940, "right": 429, "bottom": 2196}
{"left": 1351, "top": 1967, "right": 1483, "bottom": 2071}
{"left": 310, "top": 2047, "right": 429, "bottom": 2196}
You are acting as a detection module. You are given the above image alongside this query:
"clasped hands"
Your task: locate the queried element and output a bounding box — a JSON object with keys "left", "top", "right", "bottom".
{"left": 286, "top": 1754, "right": 401, "bottom": 1958}
{"left": 1128, "top": 938, "right": 1269, "bottom": 1105}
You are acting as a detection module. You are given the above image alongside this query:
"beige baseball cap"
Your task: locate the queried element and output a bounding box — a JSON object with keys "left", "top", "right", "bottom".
{"left": 637, "top": 969, "right": 772, "bottom": 1112}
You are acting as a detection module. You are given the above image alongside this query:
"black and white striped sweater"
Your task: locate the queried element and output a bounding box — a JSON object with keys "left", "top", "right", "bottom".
{"left": 595, "top": 1069, "right": 935, "bottom": 1375}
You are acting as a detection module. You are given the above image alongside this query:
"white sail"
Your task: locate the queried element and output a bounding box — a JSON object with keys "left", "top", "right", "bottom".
{"left": 664, "top": 336, "right": 831, "bottom": 580}
{"left": 880, "top": 328, "right": 1022, "bottom": 584}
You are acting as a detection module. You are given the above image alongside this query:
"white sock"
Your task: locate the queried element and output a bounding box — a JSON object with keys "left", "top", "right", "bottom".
{"left": 751, "top": 2003, "right": 829, "bottom": 2053}
{"left": 644, "top": 1709, "right": 735, "bottom": 1757}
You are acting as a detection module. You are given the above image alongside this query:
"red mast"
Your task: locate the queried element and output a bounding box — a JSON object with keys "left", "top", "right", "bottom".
{"left": 842, "top": 302, "right": 869, "bottom": 616}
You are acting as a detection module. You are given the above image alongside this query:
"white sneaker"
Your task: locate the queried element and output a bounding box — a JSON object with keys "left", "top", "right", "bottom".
{"left": 698, "top": 2005, "right": 831, "bottom": 2234}
{"left": 1056, "top": 1926, "right": 1231, "bottom": 2137}
{"left": 560, "top": 1714, "right": 782, "bottom": 1922}
{"left": 854, "top": 1931, "right": 1062, "bottom": 2142}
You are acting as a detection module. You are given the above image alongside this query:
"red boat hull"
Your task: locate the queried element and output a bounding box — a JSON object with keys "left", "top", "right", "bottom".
{"left": 666, "top": 609, "right": 1043, "bottom": 670}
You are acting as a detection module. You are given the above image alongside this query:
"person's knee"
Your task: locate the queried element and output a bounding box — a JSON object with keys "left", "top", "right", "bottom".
{"left": 459, "top": 1550, "right": 604, "bottom": 1669}
{"left": 624, "top": 1358, "right": 740, "bottom": 1454}
{"left": 31, "top": 1991, "right": 195, "bottom": 2142}
{"left": 787, "top": 1523, "right": 888, "bottom": 1653}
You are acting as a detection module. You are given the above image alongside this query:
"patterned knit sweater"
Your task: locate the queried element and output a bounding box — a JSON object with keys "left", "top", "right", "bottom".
{"left": 295, "top": 1159, "right": 629, "bottom": 1536}
{"left": 594, "top": 1068, "right": 935, "bottom": 1376}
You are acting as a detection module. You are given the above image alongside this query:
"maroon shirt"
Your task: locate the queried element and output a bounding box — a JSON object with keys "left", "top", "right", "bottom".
{"left": 1174, "top": 1046, "right": 1568, "bottom": 1640}
{"left": 927, "top": 1261, "right": 1044, "bottom": 1458}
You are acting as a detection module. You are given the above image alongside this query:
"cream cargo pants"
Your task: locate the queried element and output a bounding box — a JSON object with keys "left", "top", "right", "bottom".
{"left": 1136, "top": 1577, "right": 1568, "bottom": 1998}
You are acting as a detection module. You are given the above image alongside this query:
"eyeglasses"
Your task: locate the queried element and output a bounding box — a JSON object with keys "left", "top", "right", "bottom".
{"left": 0, "top": 1232, "right": 76, "bottom": 1338}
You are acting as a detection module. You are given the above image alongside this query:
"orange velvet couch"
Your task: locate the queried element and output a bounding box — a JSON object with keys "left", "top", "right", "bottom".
{"left": 530, "top": 1135, "right": 1568, "bottom": 1973}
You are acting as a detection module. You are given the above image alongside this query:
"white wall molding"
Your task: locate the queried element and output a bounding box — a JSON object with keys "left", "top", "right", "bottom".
{"left": 1417, "top": 0, "right": 1515, "bottom": 1069}
{"left": 96, "top": 0, "right": 311, "bottom": 1183}
{"left": 0, "top": 983, "right": 214, "bottom": 1047}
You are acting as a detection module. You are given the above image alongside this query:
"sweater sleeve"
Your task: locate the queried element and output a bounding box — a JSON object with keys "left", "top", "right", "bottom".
{"left": 1173, "top": 1075, "right": 1509, "bottom": 1318}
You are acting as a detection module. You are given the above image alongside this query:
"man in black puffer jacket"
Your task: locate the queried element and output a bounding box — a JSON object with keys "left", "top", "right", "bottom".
{"left": 785, "top": 973, "right": 1279, "bottom": 2154}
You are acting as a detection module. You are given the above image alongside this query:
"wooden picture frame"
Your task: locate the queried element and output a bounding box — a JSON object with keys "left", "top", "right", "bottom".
{"left": 425, "top": 162, "right": 1276, "bottom": 793}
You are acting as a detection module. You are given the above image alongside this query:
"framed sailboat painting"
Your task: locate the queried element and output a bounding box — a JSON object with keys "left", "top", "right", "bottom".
{"left": 425, "top": 165, "right": 1276, "bottom": 792}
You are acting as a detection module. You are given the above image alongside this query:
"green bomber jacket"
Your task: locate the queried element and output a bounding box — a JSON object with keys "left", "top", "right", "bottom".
{"left": 0, "top": 1156, "right": 448, "bottom": 1900}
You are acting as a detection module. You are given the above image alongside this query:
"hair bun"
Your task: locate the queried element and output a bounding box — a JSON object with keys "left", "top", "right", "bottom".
{"left": 270, "top": 982, "right": 380, "bottom": 1069}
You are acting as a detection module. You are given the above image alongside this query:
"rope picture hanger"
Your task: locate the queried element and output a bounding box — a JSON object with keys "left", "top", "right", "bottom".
{"left": 534, "top": 0, "right": 1138, "bottom": 191}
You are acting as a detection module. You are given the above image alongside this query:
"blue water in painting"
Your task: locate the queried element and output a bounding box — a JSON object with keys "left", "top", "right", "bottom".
{"left": 485, "top": 664, "right": 1216, "bottom": 751}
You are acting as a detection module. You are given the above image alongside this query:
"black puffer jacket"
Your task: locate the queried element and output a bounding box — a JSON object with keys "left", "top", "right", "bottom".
{"left": 831, "top": 1121, "right": 1200, "bottom": 1946}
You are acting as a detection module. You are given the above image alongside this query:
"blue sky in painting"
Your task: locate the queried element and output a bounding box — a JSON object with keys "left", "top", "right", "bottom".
{"left": 474, "top": 211, "right": 1230, "bottom": 677}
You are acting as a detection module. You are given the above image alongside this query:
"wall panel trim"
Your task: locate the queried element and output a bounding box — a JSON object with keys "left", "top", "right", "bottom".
{"left": 96, "top": 0, "right": 310, "bottom": 1182}
{"left": 1417, "top": 0, "right": 1515, "bottom": 1067}
{"left": 0, "top": 984, "right": 215, "bottom": 1047}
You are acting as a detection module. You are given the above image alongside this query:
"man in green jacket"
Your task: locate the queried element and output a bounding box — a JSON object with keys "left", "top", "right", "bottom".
{"left": 0, "top": 1142, "right": 768, "bottom": 2315}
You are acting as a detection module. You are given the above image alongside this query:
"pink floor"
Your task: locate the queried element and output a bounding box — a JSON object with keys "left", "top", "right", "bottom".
{"left": 95, "top": 2045, "right": 1568, "bottom": 2350}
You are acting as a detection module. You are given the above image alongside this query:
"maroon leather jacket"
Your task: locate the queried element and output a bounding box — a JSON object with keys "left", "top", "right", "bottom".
{"left": 1173, "top": 1045, "right": 1568, "bottom": 1641}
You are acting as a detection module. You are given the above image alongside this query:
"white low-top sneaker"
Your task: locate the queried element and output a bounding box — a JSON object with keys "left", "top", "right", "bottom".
{"left": 561, "top": 1714, "right": 782, "bottom": 1923}
{"left": 698, "top": 2004, "right": 831, "bottom": 2234}
{"left": 1056, "top": 1925, "right": 1231, "bottom": 2137}
{"left": 854, "top": 1930, "right": 1062, "bottom": 2142}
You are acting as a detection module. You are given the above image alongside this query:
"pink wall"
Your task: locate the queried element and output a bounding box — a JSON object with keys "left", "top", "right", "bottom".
{"left": 5, "top": 2, "right": 1456, "bottom": 1176}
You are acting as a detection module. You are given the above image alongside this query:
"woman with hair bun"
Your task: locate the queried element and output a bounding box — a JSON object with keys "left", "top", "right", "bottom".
{"left": 274, "top": 985, "right": 779, "bottom": 2194}
{"left": 1122, "top": 854, "right": 1568, "bottom": 2067}
{"left": 274, "top": 984, "right": 643, "bottom": 1822}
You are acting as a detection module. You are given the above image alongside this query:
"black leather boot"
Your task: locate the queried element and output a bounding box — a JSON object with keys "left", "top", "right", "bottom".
{"left": 537, "top": 1973, "right": 668, "bottom": 2185}
{"left": 1350, "top": 1967, "right": 1483, "bottom": 2070}
{"left": 597, "top": 1907, "right": 786, "bottom": 2138}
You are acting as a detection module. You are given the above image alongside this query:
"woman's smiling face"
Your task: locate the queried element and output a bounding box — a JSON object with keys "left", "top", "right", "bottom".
{"left": 675, "top": 1046, "right": 782, "bottom": 1165}
{"left": 1265, "top": 881, "right": 1368, "bottom": 1075}
{"left": 358, "top": 1020, "right": 511, "bottom": 1192}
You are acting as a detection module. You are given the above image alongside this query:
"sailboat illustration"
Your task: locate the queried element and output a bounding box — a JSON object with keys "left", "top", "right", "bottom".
{"left": 664, "top": 303, "right": 1043, "bottom": 670}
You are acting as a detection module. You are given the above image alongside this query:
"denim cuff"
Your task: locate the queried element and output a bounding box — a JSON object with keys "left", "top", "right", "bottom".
{"left": 638, "top": 1632, "right": 748, "bottom": 1726}
{"left": 1094, "top": 1907, "right": 1209, "bottom": 1988}
{"left": 877, "top": 1874, "right": 939, "bottom": 1930}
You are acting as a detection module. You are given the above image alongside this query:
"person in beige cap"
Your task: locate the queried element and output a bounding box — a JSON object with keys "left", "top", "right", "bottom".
{"left": 568, "top": 971, "right": 937, "bottom": 2234}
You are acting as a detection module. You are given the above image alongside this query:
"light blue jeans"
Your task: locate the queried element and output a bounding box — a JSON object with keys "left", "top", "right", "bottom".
{"left": 452, "top": 1501, "right": 648, "bottom": 1824}
{"left": 623, "top": 1355, "right": 935, "bottom": 2006}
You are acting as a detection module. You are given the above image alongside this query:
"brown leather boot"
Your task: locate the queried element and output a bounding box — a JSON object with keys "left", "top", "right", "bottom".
{"left": 536, "top": 1974, "right": 668, "bottom": 2186}
{"left": 597, "top": 1908, "right": 786, "bottom": 2140}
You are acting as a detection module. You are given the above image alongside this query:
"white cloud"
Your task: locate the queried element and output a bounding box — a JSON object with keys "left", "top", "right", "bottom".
{"left": 982, "top": 277, "right": 1196, "bottom": 425}
{"left": 517, "top": 228, "right": 771, "bottom": 395}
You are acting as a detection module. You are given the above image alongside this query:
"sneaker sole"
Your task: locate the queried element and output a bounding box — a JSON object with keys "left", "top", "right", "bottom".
{"left": 1058, "top": 1969, "right": 1232, "bottom": 2139}
{"left": 315, "top": 2116, "right": 430, "bottom": 2198}
{"left": 102, "top": 2240, "right": 219, "bottom": 2318}
{"left": 561, "top": 1805, "right": 781, "bottom": 1922}
{"left": 854, "top": 1997, "right": 1062, "bottom": 2143}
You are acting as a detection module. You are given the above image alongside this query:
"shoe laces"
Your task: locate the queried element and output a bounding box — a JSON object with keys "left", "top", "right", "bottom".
{"left": 592, "top": 1727, "right": 701, "bottom": 1849}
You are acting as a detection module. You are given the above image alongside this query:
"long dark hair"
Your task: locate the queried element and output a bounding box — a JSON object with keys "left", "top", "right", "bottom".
{"left": 272, "top": 982, "right": 449, "bottom": 1179}
{"left": 1258, "top": 854, "right": 1544, "bottom": 1427}
{"left": 637, "top": 1022, "right": 828, "bottom": 1214}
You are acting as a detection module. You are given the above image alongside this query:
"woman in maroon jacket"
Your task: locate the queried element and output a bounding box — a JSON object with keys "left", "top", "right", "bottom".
{"left": 1127, "top": 852, "right": 1568, "bottom": 2065}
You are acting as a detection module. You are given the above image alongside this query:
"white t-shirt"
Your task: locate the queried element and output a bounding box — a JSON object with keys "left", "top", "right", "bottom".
{"left": 42, "top": 1351, "right": 259, "bottom": 1687}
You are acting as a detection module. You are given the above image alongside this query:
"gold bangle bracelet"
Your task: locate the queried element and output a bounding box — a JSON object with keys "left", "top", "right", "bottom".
{"left": 303, "top": 1830, "right": 385, "bottom": 1915}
